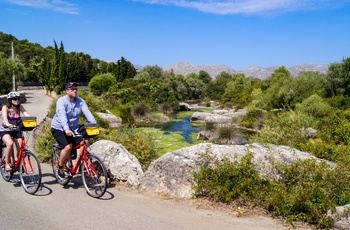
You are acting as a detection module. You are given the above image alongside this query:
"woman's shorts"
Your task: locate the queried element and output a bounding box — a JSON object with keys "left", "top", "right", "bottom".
{"left": 0, "top": 130, "right": 23, "bottom": 139}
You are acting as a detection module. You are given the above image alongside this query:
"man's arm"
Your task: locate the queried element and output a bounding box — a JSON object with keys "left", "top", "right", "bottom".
{"left": 56, "top": 97, "right": 70, "bottom": 131}
{"left": 81, "top": 99, "right": 97, "bottom": 124}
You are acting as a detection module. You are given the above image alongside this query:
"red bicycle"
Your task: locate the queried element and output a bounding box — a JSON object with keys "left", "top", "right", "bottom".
{"left": 0, "top": 116, "right": 42, "bottom": 195}
{"left": 52, "top": 124, "right": 108, "bottom": 198}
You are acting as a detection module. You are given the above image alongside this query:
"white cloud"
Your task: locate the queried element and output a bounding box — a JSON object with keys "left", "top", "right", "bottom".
{"left": 132, "top": 0, "right": 350, "bottom": 15}
{"left": 5, "top": 0, "right": 79, "bottom": 14}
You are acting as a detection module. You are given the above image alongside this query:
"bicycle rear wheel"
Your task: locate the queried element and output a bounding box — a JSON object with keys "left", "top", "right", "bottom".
{"left": 82, "top": 154, "right": 108, "bottom": 198}
{"left": 52, "top": 146, "right": 70, "bottom": 186}
{"left": 0, "top": 145, "right": 14, "bottom": 181}
{"left": 19, "top": 151, "right": 42, "bottom": 195}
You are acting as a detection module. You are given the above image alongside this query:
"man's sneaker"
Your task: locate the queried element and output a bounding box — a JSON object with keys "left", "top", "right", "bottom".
{"left": 57, "top": 166, "right": 66, "bottom": 178}
{"left": 57, "top": 165, "right": 69, "bottom": 178}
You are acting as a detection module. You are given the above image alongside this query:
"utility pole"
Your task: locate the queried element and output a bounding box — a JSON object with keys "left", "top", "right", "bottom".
{"left": 11, "top": 42, "right": 16, "bottom": 91}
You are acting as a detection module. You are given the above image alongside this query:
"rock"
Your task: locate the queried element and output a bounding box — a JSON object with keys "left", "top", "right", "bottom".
{"left": 89, "top": 140, "right": 143, "bottom": 187}
{"left": 179, "top": 102, "right": 193, "bottom": 111}
{"left": 96, "top": 112, "right": 122, "bottom": 128}
{"left": 327, "top": 204, "right": 350, "bottom": 230}
{"left": 138, "top": 143, "right": 333, "bottom": 199}
{"left": 301, "top": 127, "right": 317, "bottom": 138}
{"left": 191, "top": 109, "right": 247, "bottom": 124}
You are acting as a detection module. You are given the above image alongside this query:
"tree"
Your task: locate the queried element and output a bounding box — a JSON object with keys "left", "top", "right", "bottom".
{"left": 113, "top": 57, "right": 137, "bottom": 82}
{"left": 221, "top": 73, "right": 252, "bottom": 108}
{"left": 285, "top": 71, "right": 327, "bottom": 107}
{"left": 326, "top": 62, "right": 344, "bottom": 97}
{"left": 0, "top": 52, "right": 26, "bottom": 94}
{"left": 199, "top": 70, "right": 212, "bottom": 84}
{"left": 141, "top": 65, "right": 163, "bottom": 79}
{"left": 260, "top": 66, "right": 293, "bottom": 109}
{"left": 57, "top": 41, "right": 67, "bottom": 92}
{"left": 205, "top": 71, "right": 233, "bottom": 100}
{"left": 52, "top": 41, "right": 60, "bottom": 92}
{"left": 184, "top": 73, "right": 205, "bottom": 100}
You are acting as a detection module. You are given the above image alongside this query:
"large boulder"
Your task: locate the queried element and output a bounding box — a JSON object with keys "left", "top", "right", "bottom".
{"left": 96, "top": 112, "right": 122, "bottom": 128}
{"left": 191, "top": 109, "right": 247, "bottom": 124}
{"left": 138, "top": 143, "right": 333, "bottom": 199}
{"left": 90, "top": 140, "right": 143, "bottom": 187}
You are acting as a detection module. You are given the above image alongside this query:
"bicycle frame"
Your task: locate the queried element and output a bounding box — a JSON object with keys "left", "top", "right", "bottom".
{"left": 3, "top": 135, "right": 28, "bottom": 173}
{"left": 67, "top": 140, "right": 100, "bottom": 180}
{"left": 66, "top": 140, "right": 88, "bottom": 175}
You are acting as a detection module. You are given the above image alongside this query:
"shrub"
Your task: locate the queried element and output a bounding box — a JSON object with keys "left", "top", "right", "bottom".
{"left": 205, "top": 122, "right": 216, "bottom": 131}
{"left": 132, "top": 102, "right": 150, "bottom": 119}
{"left": 98, "top": 127, "right": 156, "bottom": 170}
{"left": 250, "top": 110, "right": 313, "bottom": 148}
{"left": 268, "top": 160, "right": 350, "bottom": 228}
{"left": 218, "top": 126, "right": 236, "bottom": 140}
{"left": 88, "top": 73, "right": 116, "bottom": 95}
{"left": 295, "top": 94, "right": 331, "bottom": 118}
{"left": 35, "top": 121, "right": 56, "bottom": 163}
{"left": 193, "top": 152, "right": 269, "bottom": 204}
{"left": 160, "top": 103, "right": 171, "bottom": 114}
{"left": 241, "top": 109, "right": 266, "bottom": 129}
{"left": 192, "top": 151, "right": 350, "bottom": 229}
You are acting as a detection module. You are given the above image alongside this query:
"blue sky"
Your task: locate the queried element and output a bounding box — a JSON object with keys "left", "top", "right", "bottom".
{"left": 0, "top": 0, "right": 349, "bottom": 71}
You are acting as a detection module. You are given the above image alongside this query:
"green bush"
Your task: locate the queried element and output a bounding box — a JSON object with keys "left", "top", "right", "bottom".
{"left": 217, "top": 126, "right": 236, "bottom": 140}
{"left": 268, "top": 160, "right": 350, "bottom": 228}
{"left": 132, "top": 102, "right": 150, "bottom": 119}
{"left": 295, "top": 94, "right": 331, "bottom": 118}
{"left": 193, "top": 153, "right": 269, "bottom": 204}
{"left": 35, "top": 121, "right": 56, "bottom": 163}
{"left": 98, "top": 127, "right": 156, "bottom": 170}
{"left": 193, "top": 151, "right": 350, "bottom": 229}
{"left": 205, "top": 122, "right": 216, "bottom": 131}
{"left": 88, "top": 73, "right": 116, "bottom": 95}
{"left": 241, "top": 109, "right": 266, "bottom": 129}
{"left": 250, "top": 110, "right": 312, "bottom": 148}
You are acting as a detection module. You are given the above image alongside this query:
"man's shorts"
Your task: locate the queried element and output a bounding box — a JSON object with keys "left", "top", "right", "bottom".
{"left": 51, "top": 128, "right": 83, "bottom": 149}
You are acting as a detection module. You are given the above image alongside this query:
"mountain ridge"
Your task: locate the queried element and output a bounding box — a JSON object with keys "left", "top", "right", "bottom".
{"left": 154, "top": 62, "right": 329, "bottom": 79}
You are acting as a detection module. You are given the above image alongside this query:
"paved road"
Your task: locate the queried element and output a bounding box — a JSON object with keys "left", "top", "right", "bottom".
{"left": 0, "top": 90, "right": 313, "bottom": 230}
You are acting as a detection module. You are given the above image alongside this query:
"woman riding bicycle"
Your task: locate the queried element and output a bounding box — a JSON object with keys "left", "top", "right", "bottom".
{"left": 51, "top": 82, "right": 97, "bottom": 178}
{"left": 1, "top": 91, "right": 31, "bottom": 172}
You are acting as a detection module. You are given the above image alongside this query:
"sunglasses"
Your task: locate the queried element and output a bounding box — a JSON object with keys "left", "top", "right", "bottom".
{"left": 12, "top": 97, "right": 20, "bottom": 101}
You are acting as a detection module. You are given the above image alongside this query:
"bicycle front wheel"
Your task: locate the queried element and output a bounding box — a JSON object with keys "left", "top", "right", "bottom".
{"left": 19, "top": 151, "right": 42, "bottom": 195}
{"left": 82, "top": 154, "right": 108, "bottom": 198}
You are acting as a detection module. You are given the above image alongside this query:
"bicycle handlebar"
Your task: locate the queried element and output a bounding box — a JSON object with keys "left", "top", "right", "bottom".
{"left": 0, "top": 125, "right": 21, "bottom": 132}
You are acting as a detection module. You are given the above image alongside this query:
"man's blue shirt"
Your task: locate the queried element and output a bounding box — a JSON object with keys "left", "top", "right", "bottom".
{"left": 51, "top": 95, "right": 96, "bottom": 132}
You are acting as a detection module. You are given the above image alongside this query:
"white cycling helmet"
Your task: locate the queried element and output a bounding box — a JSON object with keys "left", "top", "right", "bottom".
{"left": 7, "top": 91, "right": 20, "bottom": 100}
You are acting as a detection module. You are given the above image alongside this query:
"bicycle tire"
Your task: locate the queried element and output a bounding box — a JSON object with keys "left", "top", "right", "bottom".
{"left": 0, "top": 145, "right": 14, "bottom": 181}
{"left": 52, "top": 146, "right": 70, "bottom": 186}
{"left": 82, "top": 154, "right": 108, "bottom": 198}
{"left": 19, "top": 151, "right": 42, "bottom": 194}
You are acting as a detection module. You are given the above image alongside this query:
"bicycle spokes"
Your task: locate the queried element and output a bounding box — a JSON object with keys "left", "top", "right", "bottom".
{"left": 19, "top": 152, "right": 42, "bottom": 195}
{"left": 82, "top": 155, "right": 108, "bottom": 198}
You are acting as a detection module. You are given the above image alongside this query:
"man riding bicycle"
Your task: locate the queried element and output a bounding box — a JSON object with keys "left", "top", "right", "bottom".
{"left": 51, "top": 82, "right": 97, "bottom": 177}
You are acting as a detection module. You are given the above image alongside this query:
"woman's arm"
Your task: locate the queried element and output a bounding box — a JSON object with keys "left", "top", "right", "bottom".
{"left": 1, "top": 105, "right": 11, "bottom": 127}
{"left": 20, "top": 105, "right": 30, "bottom": 116}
